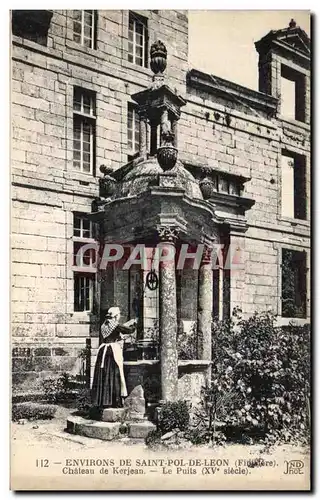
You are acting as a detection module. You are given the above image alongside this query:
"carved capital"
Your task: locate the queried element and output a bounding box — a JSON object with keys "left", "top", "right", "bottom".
{"left": 137, "top": 108, "right": 148, "bottom": 120}
{"left": 157, "top": 225, "right": 179, "bottom": 243}
{"left": 201, "top": 246, "right": 212, "bottom": 265}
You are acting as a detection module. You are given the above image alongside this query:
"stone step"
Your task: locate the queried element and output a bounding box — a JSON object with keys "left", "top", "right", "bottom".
{"left": 128, "top": 421, "right": 156, "bottom": 439}
{"left": 66, "top": 415, "right": 121, "bottom": 441}
{"left": 101, "top": 408, "right": 125, "bottom": 422}
{"left": 66, "top": 414, "right": 156, "bottom": 440}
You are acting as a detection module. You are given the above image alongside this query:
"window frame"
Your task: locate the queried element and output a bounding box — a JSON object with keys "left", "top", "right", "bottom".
{"left": 74, "top": 272, "right": 95, "bottom": 312}
{"left": 281, "top": 248, "right": 307, "bottom": 319}
{"left": 280, "top": 64, "right": 306, "bottom": 123}
{"left": 127, "top": 103, "right": 140, "bottom": 161}
{"left": 280, "top": 150, "right": 307, "bottom": 221}
{"left": 73, "top": 213, "right": 94, "bottom": 240}
{"left": 72, "top": 213, "right": 97, "bottom": 313}
{"left": 128, "top": 11, "right": 148, "bottom": 68}
{"left": 73, "top": 87, "right": 96, "bottom": 175}
{"left": 72, "top": 10, "right": 96, "bottom": 50}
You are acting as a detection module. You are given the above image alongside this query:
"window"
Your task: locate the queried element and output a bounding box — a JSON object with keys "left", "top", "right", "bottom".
{"left": 127, "top": 104, "right": 140, "bottom": 161}
{"left": 12, "top": 10, "right": 53, "bottom": 46}
{"left": 74, "top": 214, "right": 92, "bottom": 238}
{"left": 281, "top": 152, "right": 306, "bottom": 220}
{"left": 73, "top": 10, "right": 96, "bottom": 49}
{"left": 281, "top": 249, "right": 307, "bottom": 318}
{"left": 128, "top": 12, "right": 148, "bottom": 67}
{"left": 73, "top": 213, "right": 96, "bottom": 312}
{"left": 73, "top": 88, "right": 96, "bottom": 174}
{"left": 212, "top": 239, "right": 230, "bottom": 320}
{"left": 74, "top": 273, "right": 95, "bottom": 312}
{"left": 73, "top": 213, "right": 96, "bottom": 267}
{"left": 280, "top": 65, "right": 306, "bottom": 122}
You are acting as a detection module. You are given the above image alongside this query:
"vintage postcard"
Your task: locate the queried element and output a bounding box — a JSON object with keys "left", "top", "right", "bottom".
{"left": 10, "top": 9, "right": 311, "bottom": 491}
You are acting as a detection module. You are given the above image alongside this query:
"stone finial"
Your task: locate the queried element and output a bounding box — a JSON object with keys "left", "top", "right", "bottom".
{"left": 289, "top": 19, "right": 297, "bottom": 29}
{"left": 150, "top": 40, "right": 167, "bottom": 74}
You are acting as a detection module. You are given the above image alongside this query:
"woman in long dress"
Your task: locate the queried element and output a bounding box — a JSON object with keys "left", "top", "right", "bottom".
{"left": 91, "top": 307, "right": 136, "bottom": 408}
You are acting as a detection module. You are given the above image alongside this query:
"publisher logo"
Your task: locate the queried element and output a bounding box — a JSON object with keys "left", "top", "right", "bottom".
{"left": 284, "top": 460, "right": 304, "bottom": 475}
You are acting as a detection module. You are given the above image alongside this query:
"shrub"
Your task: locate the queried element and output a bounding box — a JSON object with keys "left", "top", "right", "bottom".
{"left": 12, "top": 402, "right": 56, "bottom": 421}
{"left": 76, "top": 387, "right": 92, "bottom": 415}
{"left": 145, "top": 429, "right": 162, "bottom": 448}
{"left": 202, "top": 310, "right": 311, "bottom": 445}
{"left": 158, "top": 400, "right": 190, "bottom": 434}
{"left": 185, "top": 427, "right": 210, "bottom": 445}
{"left": 41, "top": 372, "right": 76, "bottom": 403}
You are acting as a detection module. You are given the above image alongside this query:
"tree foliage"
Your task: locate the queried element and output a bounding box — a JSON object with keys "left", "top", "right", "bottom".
{"left": 196, "top": 310, "right": 310, "bottom": 446}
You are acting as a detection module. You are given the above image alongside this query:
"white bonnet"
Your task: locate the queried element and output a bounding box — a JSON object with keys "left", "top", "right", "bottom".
{"left": 106, "top": 306, "right": 120, "bottom": 318}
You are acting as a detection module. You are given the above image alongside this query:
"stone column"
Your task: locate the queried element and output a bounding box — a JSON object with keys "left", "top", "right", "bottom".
{"left": 197, "top": 247, "right": 213, "bottom": 361}
{"left": 158, "top": 226, "right": 178, "bottom": 402}
{"left": 172, "top": 119, "right": 178, "bottom": 148}
{"left": 150, "top": 122, "right": 158, "bottom": 156}
{"left": 138, "top": 112, "right": 147, "bottom": 158}
{"left": 160, "top": 109, "right": 169, "bottom": 146}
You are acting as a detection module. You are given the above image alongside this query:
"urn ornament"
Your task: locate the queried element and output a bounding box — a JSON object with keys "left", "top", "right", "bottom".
{"left": 150, "top": 40, "right": 167, "bottom": 75}
{"left": 157, "top": 130, "right": 178, "bottom": 171}
{"left": 199, "top": 176, "right": 217, "bottom": 199}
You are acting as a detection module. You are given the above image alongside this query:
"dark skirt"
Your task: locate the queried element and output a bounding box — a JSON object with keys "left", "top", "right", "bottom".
{"left": 91, "top": 345, "right": 122, "bottom": 408}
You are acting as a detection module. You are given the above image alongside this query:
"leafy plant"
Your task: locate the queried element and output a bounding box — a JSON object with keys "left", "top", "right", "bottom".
{"left": 78, "top": 344, "right": 91, "bottom": 382}
{"left": 41, "top": 372, "right": 74, "bottom": 403}
{"left": 199, "top": 309, "right": 310, "bottom": 446}
{"left": 145, "top": 429, "right": 162, "bottom": 448}
{"left": 158, "top": 400, "right": 190, "bottom": 434}
{"left": 177, "top": 322, "right": 197, "bottom": 360}
{"left": 184, "top": 427, "right": 211, "bottom": 445}
{"left": 12, "top": 402, "right": 56, "bottom": 421}
{"left": 76, "top": 387, "right": 92, "bottom": 415}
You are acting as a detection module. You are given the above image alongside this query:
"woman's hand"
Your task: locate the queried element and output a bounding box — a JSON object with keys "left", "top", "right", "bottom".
{"left": 123, "top": 318, "right": 137, "bottom": 328}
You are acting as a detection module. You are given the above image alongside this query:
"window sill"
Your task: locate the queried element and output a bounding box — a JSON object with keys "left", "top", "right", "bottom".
{"left": 72, "top": 266, "right": 97, "bottom": 273}
{"left": 66, "top": 168, "right": 97, "bottom": 180}
{"left": 65, "top": 38, "right": 97, "bottom": 57}
{"left": 12, "top": 35, "right": 56, "bottom": 55}
{"left": 278, "top": 216, "right": 310, "bottom": 227}
{"left": 279, "top": 116, "right": 310, "bottom": 131}
{"left": 73, "top": 237, "right": 97, "bottom": 243}
{"left": 276, "top": 317, "right": 310, "bottom": 327}
{"left": 121, "top": 58, "right": 151, "bottom": 78}
{"left": 71, "top": 311, "right": 92, "bottom": 322}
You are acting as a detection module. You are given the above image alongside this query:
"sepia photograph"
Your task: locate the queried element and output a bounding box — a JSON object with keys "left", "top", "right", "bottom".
{"left": 10, "top": 7, "right": 311, "bottom": 491}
